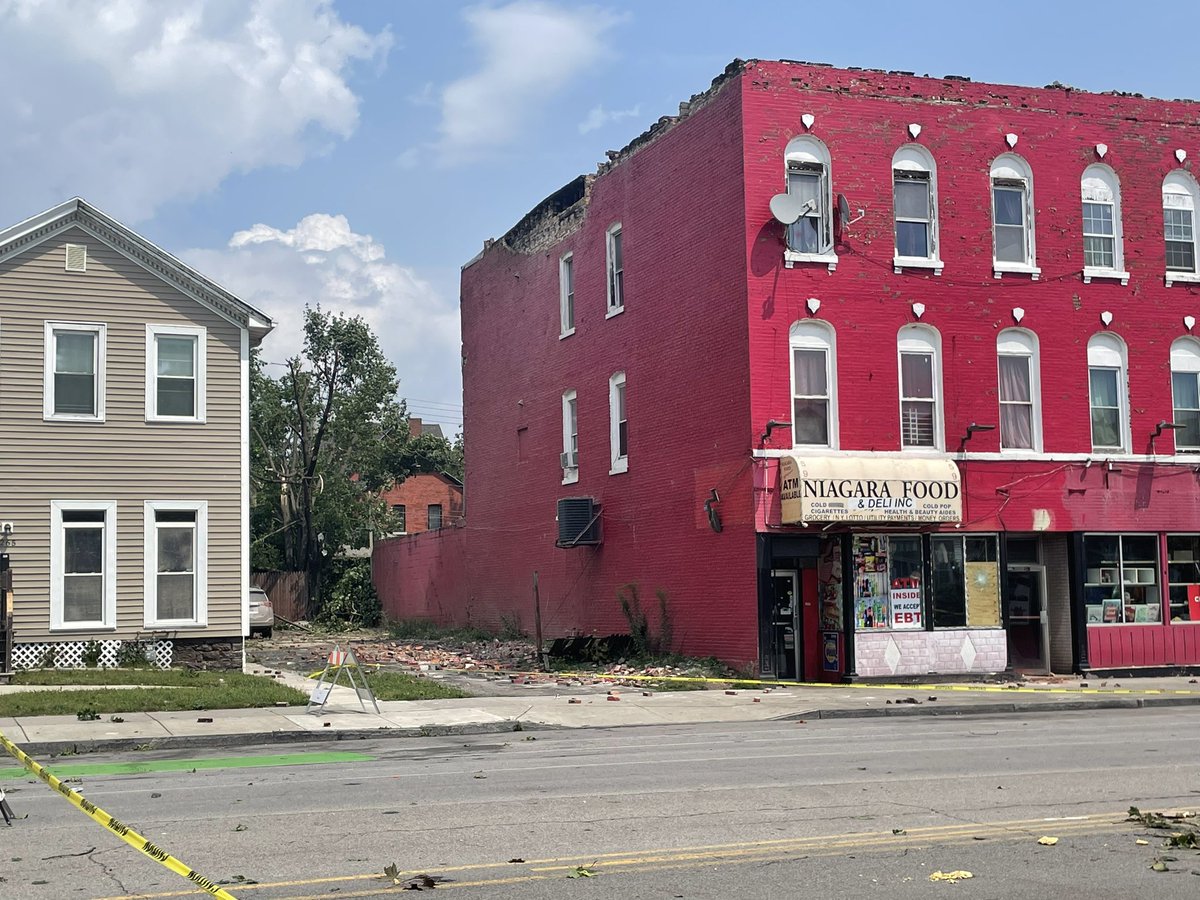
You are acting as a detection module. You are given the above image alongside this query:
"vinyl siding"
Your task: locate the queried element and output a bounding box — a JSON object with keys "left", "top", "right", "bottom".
{"left": 0, "top": 227, "right": 245, "bottom": 640}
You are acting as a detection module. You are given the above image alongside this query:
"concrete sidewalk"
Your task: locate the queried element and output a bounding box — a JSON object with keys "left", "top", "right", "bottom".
{"left": 2, "top": 667, "right": 1199, "bottom": 757}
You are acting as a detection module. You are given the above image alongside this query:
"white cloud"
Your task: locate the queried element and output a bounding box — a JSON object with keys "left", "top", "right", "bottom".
{"left": 0, "top": 0, "right": 391, "bottom": 222}
{"left": 437, "top": 1, "right": 623, "bottom": 162}
{"left": 185, "top": 214, "right": 461, "bottom": 425}
{"left": 578, "top": 103, "right": 641, "bottom": 134}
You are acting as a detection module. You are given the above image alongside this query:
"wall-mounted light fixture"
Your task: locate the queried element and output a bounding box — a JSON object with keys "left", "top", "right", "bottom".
{"left": 960, "top": 422, "right": 996, "bottom": 449}
{"left": 1152, "top": 420, "right": 1182, "bottom": 445}
{"left": 759, "top": 419, "right": 792, "bottom": 447}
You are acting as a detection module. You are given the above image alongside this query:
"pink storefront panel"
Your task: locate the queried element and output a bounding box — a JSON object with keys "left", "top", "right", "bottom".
{"left": 1086, "top": 624, "right": 1200, "bottom": 668}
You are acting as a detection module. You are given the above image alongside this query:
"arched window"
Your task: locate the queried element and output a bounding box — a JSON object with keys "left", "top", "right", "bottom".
{"left": 892, "top": 145, "right": 941, "bottom": 272}
{"left": 790, "top": 319, "right": 837, "bottom": 448}
{"left": 1087, "top": 333, "right": 1128, "bottom": 453}
{"left": 990, "top": 154, "right": 1039, "bottom": 277}
{"left": 997, "top": 329, "right": 1041, "bottom": 451}
{"left": 1170, "top": 337, "right": 1200, "bottom": 451}
{"left": 1081, "top": 165, "right": 1127, "bottom": 283}
{"left": 784, "top": 136, "right": 835, "bottom": 262}
{"left": 1164, "top": 170, "right": 1200, "bottom": 284}
{"left": 897, "top": 324, "right": 942, "bottom": 449}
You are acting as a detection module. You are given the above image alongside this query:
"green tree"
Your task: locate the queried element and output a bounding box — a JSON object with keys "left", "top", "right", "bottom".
{"left": 251, "top": 307, "right": 403, "bottom": 612}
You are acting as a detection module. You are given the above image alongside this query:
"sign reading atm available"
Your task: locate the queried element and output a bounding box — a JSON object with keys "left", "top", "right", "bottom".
{"left": 779, "top": 456, "right": 962, "bottom": 524}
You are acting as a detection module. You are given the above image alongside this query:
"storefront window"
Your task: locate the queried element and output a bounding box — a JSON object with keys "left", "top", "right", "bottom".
{"left": 1084, "top": 533, "right": 1161, "bottom": 624}
{"left": 932, "top": 535, "right": 1000, "bottom": 627}
{"left": 853, "top": 534, "right": 999, "bottom": 631}
{"left": 1166, "top": 535, "right": 1200, "bottom": 623}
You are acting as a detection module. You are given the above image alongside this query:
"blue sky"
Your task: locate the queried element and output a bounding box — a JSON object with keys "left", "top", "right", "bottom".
{"left": 2, "top": 0, "right": 1196, "bottom": 432}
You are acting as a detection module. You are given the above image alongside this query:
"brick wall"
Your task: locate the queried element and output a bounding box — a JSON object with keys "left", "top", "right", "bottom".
{"left": 379, "top": 474, "right": 464, "bottom": 534}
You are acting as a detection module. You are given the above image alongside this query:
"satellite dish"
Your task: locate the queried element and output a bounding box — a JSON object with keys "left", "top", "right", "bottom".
{"left": 837, "top": 193, "right": 851, "bottom": 225}
{"left": 770, "top": 192, "right": 805, "bottom": 225}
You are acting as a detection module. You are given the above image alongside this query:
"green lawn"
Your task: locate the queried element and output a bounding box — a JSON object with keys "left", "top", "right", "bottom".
{"left": 361, "top": 670, "right": 470, "bottom": 701}
{"left": 0, "top": 670, "right": 308, "bottom": 717}
{"left": 0, "top": 667, "right": 468, "bottom": 717}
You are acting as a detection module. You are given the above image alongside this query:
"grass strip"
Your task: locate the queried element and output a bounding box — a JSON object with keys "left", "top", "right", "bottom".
{"left": 0, "top": 674, "right": 306, "bottom": 717}
{"left": 0, "top": 750, "right": 375, "bottom": 781}
{"left": 363, "top": 671, "right": 470, "bottom": 701}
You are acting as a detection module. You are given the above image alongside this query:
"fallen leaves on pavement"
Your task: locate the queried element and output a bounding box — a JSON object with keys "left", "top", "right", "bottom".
{"left": 929, "top": 870, "right": 973, "bottom": 883}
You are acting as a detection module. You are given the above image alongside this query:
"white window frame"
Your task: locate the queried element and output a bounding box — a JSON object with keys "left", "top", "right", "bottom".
{"left": 145, "top": 324, "right": 206, "bottom": 423}
{"left": 996, "top": 329, "right": 1042, "bottom": 453}
{"left": 789, "top": 320, "right": 838, "bottom": 449}
{"left": 143, "top": 500, "right": 208, "bottom": 628}
{"left": 609, "top": 371, "right": 627, "bottom": 474}
{"left": 50, "top": 500, "right": 117, "bottom": 631}
{"left": 1170, "top": 337, "right": 1200, "bottom": 452}
{"left": 559, "top": 252, "right": 575, "bottom": 338}
{"left": 897, "top": 324, "right": 944, "bottom": 451}
{"left": 44, "top": 321, "right": 106, "bottom": 422}
{"left": 1081, "top": 165, "right": 1128, "bottom": 285}
{"left": 605, "top": 224, "right": 624, "bottom": 317}
{"left": 1087, "top": 333, "right": 1130, "bottom": 454}
{"left": 990, "top": 154, "right": 1040, "bottom": 279}
{"left": 892, "top": 145, "right": 942, "bottom": 274}
{"left": 783, "top": 135, "right": 838, "bottom": 271}
{"left": 561, "top": 389, "right": 578, "bottom": 484}
{"left": 1164, "top": 170, "right": 1200, "bottom": 286}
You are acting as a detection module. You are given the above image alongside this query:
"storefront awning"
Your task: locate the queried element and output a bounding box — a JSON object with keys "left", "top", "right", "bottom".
{"left": 780, "top": 456, "right": 962, "bottom": 524}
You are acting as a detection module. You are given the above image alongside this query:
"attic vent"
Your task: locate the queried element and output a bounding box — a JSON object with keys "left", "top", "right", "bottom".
{"left": 65, "top": 244, "right": 87, "bottom": 272}
{"left": 556, "top": 497, "right": 601, "bottom": 548}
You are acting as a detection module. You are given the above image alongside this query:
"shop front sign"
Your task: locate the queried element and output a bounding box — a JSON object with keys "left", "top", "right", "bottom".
{"left": 780, "top": 456, "right": 962, "bottom": 524}
{"left": 889, "top": 577, "right": 922, "bottom": 629}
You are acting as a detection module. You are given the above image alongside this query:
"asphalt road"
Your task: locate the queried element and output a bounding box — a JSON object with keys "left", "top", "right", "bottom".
{"left": 2, "top": 708, "right": 1199, "bottom": 899}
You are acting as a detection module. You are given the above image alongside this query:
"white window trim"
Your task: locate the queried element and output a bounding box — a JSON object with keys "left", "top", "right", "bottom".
{"left": 990, "top": 155, "right": 1038, "bottom": 278}
{"left": 892, "top": 147, "right": 943, "bottom": 275}
{"left": 143, "top": 500, "right": 208, "bottom": 628}
{"left": 1081, "top": 165, "right": 1129, "bottom": 285}
{"left": 50, "top": 500, "right": 117, "bottom": 631}
{"left": 44, "top": 321, "right": 106, "bottom": 422}
{"left": 897, "top": 326, "right": 944, "bottom": 451}
{"left": 1170, "top": 338, "right": 1200, "bottom": 452}
{"left": 609, "top": 371, "right": 628, "bottom": 474}
{"left": 997, "top": 329, "right": 1043, "bottom": 454}
{"left": 790, "top": 320, "right": 839, "bottom": 449}
{"left": 145, "top": 324, "right": 207, "bottom": 423}
{"left": 1163, "top": 170, "right": 1200, "bottom": 285}
{"left": 605, "top": 224, "right": 624, "bottom": 317}
{"left": 561, "top": 389, "right": 579, "bottom": 484}
{"left": 1087, "top": 335, "right": 1130, "bottom": 454}
{"left": 783, "top": 136, "right": 838, "bottom": 271}
{"left": 559, "top": 252, "right": 575, "bottom": 338}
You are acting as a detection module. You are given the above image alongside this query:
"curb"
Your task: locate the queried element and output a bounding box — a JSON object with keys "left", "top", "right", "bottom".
{"left": 8, "top": 693, "right": 1200, "bottom": 758}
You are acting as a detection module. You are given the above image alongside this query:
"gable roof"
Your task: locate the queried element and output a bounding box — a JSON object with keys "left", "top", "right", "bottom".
{"left": 0, "top": 198, "right": 274, "bottom": 343}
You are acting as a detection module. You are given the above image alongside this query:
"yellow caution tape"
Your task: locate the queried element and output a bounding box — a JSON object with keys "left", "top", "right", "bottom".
{"left": 0, "top": 730, "right": 237, "bottom": 899}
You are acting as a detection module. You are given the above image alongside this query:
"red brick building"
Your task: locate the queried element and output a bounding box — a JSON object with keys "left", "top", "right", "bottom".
{"left": 374, "top": 59, "right": 1200, "bottom": 677}
{"left": 379, "top": 472, "right": 463, "bottom": 535}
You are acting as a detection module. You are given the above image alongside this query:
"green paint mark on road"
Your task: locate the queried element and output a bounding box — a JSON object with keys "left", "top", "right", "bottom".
{"left": 0, "top": 750, "right": 375, "bottom": 780}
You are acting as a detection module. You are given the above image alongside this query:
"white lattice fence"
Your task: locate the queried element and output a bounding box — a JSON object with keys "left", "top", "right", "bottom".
{"left": 11, "top": 640, "right": 172, "bottom": 670}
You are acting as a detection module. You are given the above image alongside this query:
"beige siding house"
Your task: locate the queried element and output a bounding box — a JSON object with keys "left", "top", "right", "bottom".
{"left": 0, "top": 199, "right": 272, "bottom": 669}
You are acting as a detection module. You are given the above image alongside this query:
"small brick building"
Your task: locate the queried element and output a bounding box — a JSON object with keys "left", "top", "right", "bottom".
{"left": 375, "top": 59, "right": 1200, "bottom": 677}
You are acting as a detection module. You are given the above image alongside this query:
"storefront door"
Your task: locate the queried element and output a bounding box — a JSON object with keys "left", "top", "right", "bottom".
{"left": 1006, "top": 565, "right": 1049, "bottom": 674}
{"left": 769, "top": 569, "right": 799, "bottom": 680}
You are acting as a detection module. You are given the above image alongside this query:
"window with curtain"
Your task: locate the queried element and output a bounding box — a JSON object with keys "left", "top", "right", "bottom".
{"left": 784, "top": 136, "right": 834, "bottom": 258}
{"left": 997, "top": 330, "right": 1039, "bottom": 451}
{"left": 898, "top": 326, "right": 940, "bottom": 449}
{"left": 790, "top": 320, "right": 837, "bottom": 447}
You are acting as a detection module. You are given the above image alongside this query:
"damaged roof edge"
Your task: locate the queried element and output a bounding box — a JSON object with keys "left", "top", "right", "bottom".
{"left": 465, "top": 58, "right": 751, "bottom": 265}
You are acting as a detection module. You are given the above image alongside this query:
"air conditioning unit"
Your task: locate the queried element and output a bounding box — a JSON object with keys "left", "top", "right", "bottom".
{"left": 556, "top": 496, "right": 601, "bottom": 547}
{"left": 559, "top": 450, "right": 577, "bottom": 469}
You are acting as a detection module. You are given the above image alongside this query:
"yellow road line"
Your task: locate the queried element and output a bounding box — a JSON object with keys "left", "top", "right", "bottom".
{"left": 97, "top": 811, "right": 1129, "bottom": 899}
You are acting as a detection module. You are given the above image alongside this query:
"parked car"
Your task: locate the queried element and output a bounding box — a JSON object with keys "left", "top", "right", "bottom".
{"left": 249, "top": 587, "right": 274, "bottom": 638}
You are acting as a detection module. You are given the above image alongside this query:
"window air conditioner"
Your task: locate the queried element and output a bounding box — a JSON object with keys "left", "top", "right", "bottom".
{"left": 556, "top": 496, "right": 601, "bottom": 547}
{"left": 560, "top": 451, "right": 577, "bottom": 468}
